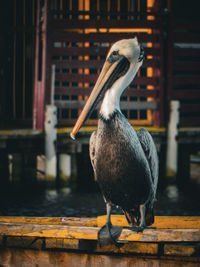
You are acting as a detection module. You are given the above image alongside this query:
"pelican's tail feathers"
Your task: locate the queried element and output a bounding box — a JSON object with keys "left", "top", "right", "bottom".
{"left": 123, "top": 206, "right": 154, "bottom": 227}
{"left": 145, "top": 207, "right": 154, "bottom": 226}
{"left": 123, "top": 208, "right": 140, "bottom": 226}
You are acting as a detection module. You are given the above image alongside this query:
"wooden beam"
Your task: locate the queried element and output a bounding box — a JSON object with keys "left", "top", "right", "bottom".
{"left": 49, "top": 19, "right": 158, "bottom": 29}
{"left": 54, "top": 100, "right": 158, "bottom": 110}
{"left": 55, "top": 87, "right": 158, "bottom": 97}
{"left": 50, "top": 32, "right": 160, "bottom": 43}
{"left": 0, "top": 215, "right": 199, "bottom": 229}
{"left": 0, "top": 222, "right": 199, "bottom": 242}
{"left": 98, "top": 215, "right": 200, "bottom": 229}
{"left": 0, "top": 216, "right": 97, "bottom": 227}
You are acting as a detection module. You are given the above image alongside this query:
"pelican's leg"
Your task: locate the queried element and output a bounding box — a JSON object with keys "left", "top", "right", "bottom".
{"left": 138, "top": 204, "right": 146, "bottom": 231}
{"left": 106, "top": 202, "right": 112, "bottom": 224}
{"left": 98, "top": 202, "right": 123, "bottom": 247}
{"left": 128, "top": 204, "right": 146, "bottom": 232}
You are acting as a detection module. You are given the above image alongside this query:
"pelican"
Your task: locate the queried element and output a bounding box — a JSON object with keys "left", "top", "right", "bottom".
{"left": 70, "top": 37, "right": 158, "bottom": 246}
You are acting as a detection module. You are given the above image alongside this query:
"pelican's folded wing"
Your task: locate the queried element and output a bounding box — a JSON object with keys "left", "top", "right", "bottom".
{"left": 137, "top": 128, "right": 159, "bottom": 193}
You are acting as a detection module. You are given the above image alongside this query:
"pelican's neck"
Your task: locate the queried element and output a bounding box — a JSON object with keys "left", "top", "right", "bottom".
{"left": 99, "top": 61, "right": 143, "bottom": 121}
{"left": 100, "top": 88, "right": 122, "bottom": 120}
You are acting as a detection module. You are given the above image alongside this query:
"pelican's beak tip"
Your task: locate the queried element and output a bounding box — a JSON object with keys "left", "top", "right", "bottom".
{"left": 70, "top": 132, "right": 76, "bottom": 140}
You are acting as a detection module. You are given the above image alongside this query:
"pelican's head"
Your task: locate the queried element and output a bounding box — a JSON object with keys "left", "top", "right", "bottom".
{"left": 70, "top": 37, "right": 144, "bottom": 139}
{"left": 107, "top": 37, "right": 144, "bottom": 66}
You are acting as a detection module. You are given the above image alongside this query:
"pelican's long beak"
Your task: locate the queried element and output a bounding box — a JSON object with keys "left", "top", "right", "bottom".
{"left": 70, "top": 56, "right": 130, "bottom": 139}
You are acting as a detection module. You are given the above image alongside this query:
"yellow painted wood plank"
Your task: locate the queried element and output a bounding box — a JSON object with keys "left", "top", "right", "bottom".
{"left": 0, "top": 217, "right": 97, "bottom": 227}
{"left": 0, "top": 223, "right": 200, "bottom": 242}
{"left": 95, "top": 242, "right": 158, "bottom": 254}
{"left": 57, "top": 126, "right": 166, "bottom": 134}
{"left": 45, "top": 238, "right": 79, "bottom": 249}
{"left": 1, "top": 126, "right": 200, "bottom": 137}
{"left": 57, "top": 126, "right": 97, "bottom": 134}
{"left": 164, "top": 244, "right": 197, "bottom": 256}
{"left": 97, "top": 215, "right": 200, "bottom": 229}
{"left": 0, "top": 129, "right": 42, "bottom": 136}
{"left": 1, "top": 216, "right": 200, "bottom": 229}
{"left": 179, "top": 127, "right": 200, "bottom": 132}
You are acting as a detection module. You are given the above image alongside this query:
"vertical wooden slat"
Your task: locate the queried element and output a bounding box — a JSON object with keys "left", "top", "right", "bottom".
{"left": 32, "top": 0, "right": 35, "bottom": 112}
{"left": 59, "top": 0, "right": 63, "bottom": 120}
{"left": 97, "top": 0, "right": 100, "bottom": 20}
{"left": 127, "top": 0, "right": 130, "bottom": 20}
{"left": 138, "top": 0, "right": 141, "bottom": 20}
{"left": 23, "top": 0, "right": 26, "bottom": 118}
{"left": 40, "top": 0, "right": 48, "bottom": 127}
{"left": 33, "top": 0, "right": 40, "bottom": 129}
{"left": 117, "top": 0, "right": 120, "bottom": 20}
{"left": 33, "top": 0, "right": 48, "bottom": 129}
{"left": 136, "top": 1, "right": 142, "bottom": 122}
{"left": 166, "top": 16, "right": 173, "bottom": 125}
{"left": 157, "top": 17, "right": 165, "bottom": 127}
{"left": 60, "top": 0, "right": 63, "bottom": 19}
{"left": 69, "top": 0, "right": 72, "bottom": 20}
{"left": 146, "top": 0, "right": 155, "bottom": 125}
{"left": 107, "top": 0, "right": 110, "bottom": 20}
{"left": 13, "top": 0, "right": 16, "bottom": 119}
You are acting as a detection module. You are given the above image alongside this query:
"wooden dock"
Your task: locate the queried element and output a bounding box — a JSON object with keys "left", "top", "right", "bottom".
{"left": 0, "top": 216, "right": 200, "bottom": 266}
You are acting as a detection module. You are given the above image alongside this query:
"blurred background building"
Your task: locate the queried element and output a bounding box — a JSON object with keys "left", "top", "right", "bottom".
{"left": 0, "top": 0, "right": 200, "bottom": 130}
{"left": 0, "top": 0, "right": 200, "bottom": 193}
{"left": 0, "top": 0, "right": 199, "bottom": 219}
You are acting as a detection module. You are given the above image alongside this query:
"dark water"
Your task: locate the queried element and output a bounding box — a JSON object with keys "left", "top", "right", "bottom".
{"left": 0, "top": 180, "right": 200, "bottom": 217}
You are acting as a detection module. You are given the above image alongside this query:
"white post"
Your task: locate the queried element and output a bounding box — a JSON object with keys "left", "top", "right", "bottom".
{"left": 166, "top": 100, "right": 180, "bottom": 177}
{"left": 45, "top": 105, "right": 57, "bottom": 180}
{"left": 59, "top": 154, "right": 71, "bottom": 184}
{"left": 44, "top": 65, "right": 57, "bottom": 181}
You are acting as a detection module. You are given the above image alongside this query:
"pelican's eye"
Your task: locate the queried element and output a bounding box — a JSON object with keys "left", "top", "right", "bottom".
{"left": 112, "top": 50, "right": 118, "bottom": 56}
{"left": 107, "top": 50, "right": 120, "bottom": 64}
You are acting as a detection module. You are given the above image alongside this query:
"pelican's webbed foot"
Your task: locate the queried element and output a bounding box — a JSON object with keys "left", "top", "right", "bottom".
{"left": 128, "top": 225, "right": 145, "bottom": 232}
{"left": 98, "top": 222, "right": 123, "bottom": 247}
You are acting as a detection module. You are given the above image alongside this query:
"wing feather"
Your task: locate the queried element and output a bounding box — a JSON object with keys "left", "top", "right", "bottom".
{"left": 89, "top": 130, "right": 97, "bottom": 181}
{"left": 137, "top": 128, "right": 159, "bottom": 197}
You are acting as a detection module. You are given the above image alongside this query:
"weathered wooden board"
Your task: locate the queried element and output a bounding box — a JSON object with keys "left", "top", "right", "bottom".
{"left": 1, "top": 215, "right": 200, "bottom": 229}
{"left": 0, "top": 249, "right": 199, "bottom": 267}
{"left": 0, "top": 216, "right": 200, "bottom": 266}
{"left": 97, "top": 215, "right": 200, "bottom": 229}
{"left": 57, "top": 126, "right": 166, "bottom": 134}
{"left": 0, "top": 216, "right": 97, "bottom": 227}
{"left": 54, "top": 100, "right": 158, "bottom": 110}
{"left": 0, "top": 215, "right": 200, "bottom": 229}
{"left": 0, "top": 222, "right": 200, "bottom": 242}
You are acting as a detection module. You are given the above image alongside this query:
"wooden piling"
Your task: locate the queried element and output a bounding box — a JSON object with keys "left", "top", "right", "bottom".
{"left": 58, "top": 153, "right": 71, "bottom": 186}
{"left": 166, "top": 101, "right": 180, "bottom": 178}
{"left": 44, "top": 105, "right": 57, "bottom": 182}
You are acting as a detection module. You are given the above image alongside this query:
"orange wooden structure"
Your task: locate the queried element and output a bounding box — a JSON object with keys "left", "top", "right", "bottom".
{"left": 1, "top": 0, "right": 200, "bottom": 129}
{"left": 34, "top": 0, "right": 164, "bottom": 129}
